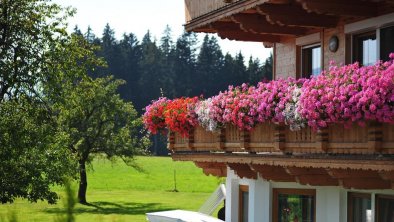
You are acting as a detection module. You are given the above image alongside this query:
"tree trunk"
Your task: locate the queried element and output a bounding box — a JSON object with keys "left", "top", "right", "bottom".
{"left": 78, "top": 159, "right": 88, "bottom": 204}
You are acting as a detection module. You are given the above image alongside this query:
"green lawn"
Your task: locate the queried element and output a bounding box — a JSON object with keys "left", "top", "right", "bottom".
{"left": 0, "top": 156, "right": 222, "bottom": 222}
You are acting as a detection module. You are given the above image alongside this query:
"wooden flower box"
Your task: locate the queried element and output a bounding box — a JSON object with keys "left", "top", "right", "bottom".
{"left": 168, "top": 122, "right": 394, "bottom": 155}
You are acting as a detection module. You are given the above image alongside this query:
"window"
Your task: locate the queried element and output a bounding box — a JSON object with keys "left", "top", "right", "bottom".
{"left": 353, "top": 31, "right": 377, "bottom": 66}
{"left": 380, "top": 26, "right": 394, "bottom": 62}
{"left": 239, "top": 185, "right": 249, "bottom": 222}
{"left": 273, "top": 189, "right": 316, "bottom": 222}
{"left": 301, "top": 44, "right": 321, "bottom": 78}
{"left": 375, "top": 194, "right": 394, "bottom": 222}
{"left": 351, "top": 25, "right": 394, "bottom": 65}
{"left": 348, "top": 192, "right": 372, "bottom": 222}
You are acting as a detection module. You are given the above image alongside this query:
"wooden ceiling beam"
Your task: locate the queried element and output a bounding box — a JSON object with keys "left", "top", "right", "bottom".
{"left": 216, "top": 30, "right": 281, "bottom": 42}
{"left": 210, "top": 21, "right": 282, "bottom": 42}
{"left": 251, "top": 164, "right": 296, "bottom": 182}
{"left": 231, "top": 13, "right": 308, "bottom": 36}
{"left": 327, "top": 169, "right": 381, "bottom": 179}
{"left": 286, "top": 167, "right": 328, "bottom": 176}
{"left": 340, "top": 178, "right": 392, "bottom": 189}
{"left": 297, "top": 175, "right": 339, "bottom": 186}
{"left": 228, "top": 163, "right": 257, "bottom": 179}
{"left": 297, "top": 0, "right": 378, "bottom": 17}
{"left": 257, "top": 4, "right": 338, "bottom": 28}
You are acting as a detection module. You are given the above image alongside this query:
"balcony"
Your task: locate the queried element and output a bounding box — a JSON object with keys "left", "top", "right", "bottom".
{"left": 169, "top": 122, "right": 394, "bottom": 155}
{"left": 169, "top": 123, "right": 394, "bottom": 189}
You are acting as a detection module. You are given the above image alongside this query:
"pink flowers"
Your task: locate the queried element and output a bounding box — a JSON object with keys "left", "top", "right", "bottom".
{"left": 143, "top": 56, "right": 394, "bottom": 135}
{"left": 299, "top": 60, "right": 394, "bottom": 129}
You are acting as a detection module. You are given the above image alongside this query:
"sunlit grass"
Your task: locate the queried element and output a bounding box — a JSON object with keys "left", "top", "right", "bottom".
{"left": 0, "top": 156, "right": 222, "bottom": 222}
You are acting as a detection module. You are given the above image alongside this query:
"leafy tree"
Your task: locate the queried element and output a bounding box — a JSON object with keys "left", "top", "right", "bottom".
{"left": 0, "top": 0, "right": 81, "bottom": 204}
{"left": 0, "top": 96, "right": 76, "bottom": 204}
{"left": 54, "top": 76, "right": 149, "bottom": 204}
{"left": 0, "top": 0, "right": 72, "bottom": 102}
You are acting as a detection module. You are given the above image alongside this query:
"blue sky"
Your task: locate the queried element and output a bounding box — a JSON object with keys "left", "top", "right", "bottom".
{"left": 53, "top": 0, "right": 272, "bottom": 62}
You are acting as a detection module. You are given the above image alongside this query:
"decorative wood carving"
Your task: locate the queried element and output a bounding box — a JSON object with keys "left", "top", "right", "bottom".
{"left": 315, "top": 128, "right": 329, "bottom": 152}
{"left": 195, "top": 162, "right": 227, "bottom": 177}
{"left": 231, "top": 13, "right": 307, "bottom": 36}
{"left": 240, "top": 130, "right": 250, "bottom": 150}
{"left": 367, "top": 121, "right": 383, "bottom": 153}
{"left": 227, "top": 163, "right": 257, "bottom": 179}
{"left": 251, "top": 164, "right": 295, "bottom": 182}
{"left": 216, "top": 128, "right": 226, "bottom": 150}
{"left": 274, "top": 124, "right": 286, "bottom": 152}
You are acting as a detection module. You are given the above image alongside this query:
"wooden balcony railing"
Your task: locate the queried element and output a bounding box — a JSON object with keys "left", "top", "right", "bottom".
{"left": 184, "top": 0, "right": 242, "bottom": 23}
{"left": 168, "top": 122, "right": 394, "bottom": 155}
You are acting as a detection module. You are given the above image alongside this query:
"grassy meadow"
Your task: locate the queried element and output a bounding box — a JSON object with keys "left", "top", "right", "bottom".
{"left": 0, "top": 156, "right": 222, "bottom": 222}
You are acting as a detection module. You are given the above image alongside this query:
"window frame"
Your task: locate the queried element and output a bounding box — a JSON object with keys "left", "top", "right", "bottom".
{"left": 375, "top": 194, "right": 394, "bottom": 222}
{"left": 347, "top": 192, "right": 372, "bottom": 222}
{"left": 239, "top": 185, "right": 249, "bottom": 222}
{"left": 345, "top": 12, "right": 394, "bottom": 64}
{"left": 272, "top": 188, "right": 316, "bottom": 222}
{"left": 352, "top": 30, "right": 377, "bottom": 66}
{"left": 300, "top": 43, "right": 322, "bottom": 78}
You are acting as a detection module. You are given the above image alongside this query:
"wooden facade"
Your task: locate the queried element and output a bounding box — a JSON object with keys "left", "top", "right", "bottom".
{"left": 169, "top": 123, "right": 394, "bottom": 155}
{"left": 176, "top": 0, "right": 394, "bottom": 192}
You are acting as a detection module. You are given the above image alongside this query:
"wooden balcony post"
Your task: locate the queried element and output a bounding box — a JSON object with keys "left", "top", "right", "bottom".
{"left": 186, "top": 129, "right": 195, "bottom": 150}
{"left": 168, "top": 131, "right": 175, "bottom": 151}
{"left": 367, "top": 121, "right": 382, "bottom": 153}
{"left": 315, "top": 128, "right": 329, "bottom": 152}
{"left": 274, "top": 124, "right": 285, "bottom": 152}
{"left": 240, "top": 130, "right": 250, "bottom": 150}
{"left": 216, "top": 128, "right": 226, "bottom": 150}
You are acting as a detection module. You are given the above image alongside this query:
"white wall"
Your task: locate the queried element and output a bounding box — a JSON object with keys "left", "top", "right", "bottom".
{"left": 225, "top": 168, "right": 394, "bottom": 222}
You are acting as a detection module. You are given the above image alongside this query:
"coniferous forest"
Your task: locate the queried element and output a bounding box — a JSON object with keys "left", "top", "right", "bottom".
{"left": 75, "top": 24, "right": 273, "bottom": 154}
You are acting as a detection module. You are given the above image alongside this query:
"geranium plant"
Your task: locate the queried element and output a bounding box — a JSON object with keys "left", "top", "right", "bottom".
{"left": 164, "top": 97, "right": 199, "bottom": 137}
{"left": 143, "top": 97, "right": 170, "bottom": 135}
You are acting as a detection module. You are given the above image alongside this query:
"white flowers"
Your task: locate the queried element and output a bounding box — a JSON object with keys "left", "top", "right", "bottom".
{"left": 195, "top": 98, "right": 219, "bottom": 132}
{"left": 283, "top": 87, "right": 307, "bottom": 131}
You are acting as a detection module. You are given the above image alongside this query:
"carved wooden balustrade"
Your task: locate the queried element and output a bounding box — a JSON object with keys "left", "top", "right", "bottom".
{"left": 168, "top": 122, "right": 394, "bottom": 155}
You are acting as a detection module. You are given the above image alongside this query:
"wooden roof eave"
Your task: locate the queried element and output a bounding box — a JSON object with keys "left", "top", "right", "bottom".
{"left": 175, "top": 153, "right": 394, "bottom": 189}
{"left": 184, "top": 0, "right": 270, "bottom": 32}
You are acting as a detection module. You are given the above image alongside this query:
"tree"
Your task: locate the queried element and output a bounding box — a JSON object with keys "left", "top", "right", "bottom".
{"left": 54, "top": 76, "right": 149, "bottom": 204}
{"left": 261, "top": 53, "right": 273, "bottom": 81}
{"left": 0, "top": 0, "right": 81, "bottom": 204}
{"left": 196, "top": 35, "right": 224, "bottom": 97}
{"left": 173, "top": 32, "right": 198, "bottom": 97}
{"left": 0, "top": 96, "right": 77, "bottom": 204}
{"left": 247, "top": 56, "right": 263, "bottom": 85}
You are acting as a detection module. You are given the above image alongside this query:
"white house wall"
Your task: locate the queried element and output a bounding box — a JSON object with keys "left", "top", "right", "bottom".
{"left": 225, "top": 167, "right": 394, "bottom": 222}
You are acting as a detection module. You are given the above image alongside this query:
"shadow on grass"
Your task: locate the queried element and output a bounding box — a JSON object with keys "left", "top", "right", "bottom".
{"left": 43, "top": 201, "right": 175, "bottom": 215}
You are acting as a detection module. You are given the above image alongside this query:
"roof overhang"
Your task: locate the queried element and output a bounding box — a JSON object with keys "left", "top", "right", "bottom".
{"left": 173, "top": 152, "right": 394, "bottom": 190}
{"left": 185, "top": 0, "right": 394, "bottom": 44}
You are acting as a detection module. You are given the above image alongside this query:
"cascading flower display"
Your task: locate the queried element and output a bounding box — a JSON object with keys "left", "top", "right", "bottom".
{"left": 143, "top": 97, "right": 170, "bottom": 135}
{"left": 143, "top": 54, "right": 394, "bottom": 136}
{"left": 210, "top": 83, "right": 260, "bottom": 131}
{"left": 195, "top": 98, "right": 220, "bottom": 132}
{"left": 163, "top": 97, "right": 199, "bottom": 137}
{"left": 299, "top": 54, "right": 394, "bottom": 129}
{"left": 253, "top": 78, "right": 294, "bottom": 123}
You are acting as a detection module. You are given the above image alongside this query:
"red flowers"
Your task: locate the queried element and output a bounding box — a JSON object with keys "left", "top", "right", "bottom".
{"left": 164, "top": 97, "right": 198, "bottom": 137}
{"left": 143, "top": 97, "right": 169, "bottom": 135}
{"left": 143, "top": 54, "right": 394, "bottom": 135}
{"left": 143, "top": 97, "right": 198, "bottom": 137}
